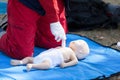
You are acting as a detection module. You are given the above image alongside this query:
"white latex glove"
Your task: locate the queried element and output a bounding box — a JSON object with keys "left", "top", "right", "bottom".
{"left": 50, "top": 21, "right": 66, "bottom": 47}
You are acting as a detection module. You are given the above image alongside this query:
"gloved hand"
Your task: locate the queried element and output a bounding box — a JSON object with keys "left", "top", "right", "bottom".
{"left": 50, "top": 21, "right": 66, "bottom": 47}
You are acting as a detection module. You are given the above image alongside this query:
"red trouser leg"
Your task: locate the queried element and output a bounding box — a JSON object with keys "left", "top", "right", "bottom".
{"left": 0, "top": 0, "right": 40, "bottom": 59}
{"left": 35, "top": 0, "right": 68, "bottom": 48}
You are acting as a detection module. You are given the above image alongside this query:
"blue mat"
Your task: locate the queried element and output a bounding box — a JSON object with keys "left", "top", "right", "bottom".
{"left": 0, "top": 2, "right": 7, "bottom": 14}
{"left": 0, "top": 34, "right": 120, "bottom": 80}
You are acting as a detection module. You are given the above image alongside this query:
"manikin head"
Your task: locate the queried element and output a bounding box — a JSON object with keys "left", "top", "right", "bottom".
{"left": 69, "top": 40, "right": 90, "bottom": 59}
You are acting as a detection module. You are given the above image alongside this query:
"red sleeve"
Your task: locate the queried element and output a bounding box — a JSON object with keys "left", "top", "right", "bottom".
{"left": 39, "top": 0, "right": 60, "bottom": 23}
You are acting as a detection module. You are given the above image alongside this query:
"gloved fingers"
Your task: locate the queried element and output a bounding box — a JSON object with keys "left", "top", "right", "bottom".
{"left": 55, "top": 35, "right": 59, "bottom": 42}
{"left": 62, "top": 39, "right": 66, "bottom": 47}
{"left": 58, "top": 34, "right": 66, "bottom": 42}
{"left": 56, "top": 36, "right": 62, "bottom": 42}
{"left": 57, "top": 37, "right": 61, "bottom": 42}
{"left": 55, "top": 34, "right": 61, "bottom": 42}
{"left": 61, "top": 34, "right": 66, "bottom": 47}
{"left": 63, "top": 34, "right": 66, "bottom": 40}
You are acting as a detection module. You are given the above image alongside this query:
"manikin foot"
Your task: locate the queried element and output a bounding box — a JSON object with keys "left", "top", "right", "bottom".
{"left": 26, "top": 64, "right": 32, "bottom": 72}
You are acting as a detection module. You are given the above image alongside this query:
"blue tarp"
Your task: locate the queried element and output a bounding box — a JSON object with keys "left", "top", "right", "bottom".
{"left": 0, "top": 34, "right": 120, "bottom": 80}
{"left": 0, "top": 2, "right": 7, "bottom": 14}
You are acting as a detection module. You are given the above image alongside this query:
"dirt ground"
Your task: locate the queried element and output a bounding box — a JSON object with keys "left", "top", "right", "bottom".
{"left": 70, "top": 26, "right": 120, "bottom": 50}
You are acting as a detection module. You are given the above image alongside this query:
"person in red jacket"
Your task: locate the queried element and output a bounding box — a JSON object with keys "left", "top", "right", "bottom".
{"left": 0, "top": 0, "right": 68, "bottom": 59}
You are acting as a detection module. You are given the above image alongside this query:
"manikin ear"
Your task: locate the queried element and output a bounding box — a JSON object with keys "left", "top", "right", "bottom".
{"left": 69, "top": 41, "right": 75, "bottom": 47}
{"left": 70, "top": 41, "right": 75, "bottom": 44}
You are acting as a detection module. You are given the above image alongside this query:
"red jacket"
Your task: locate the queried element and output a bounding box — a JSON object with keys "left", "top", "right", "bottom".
{"left": 0, "top": 0, "right": 68, "bottom": 59}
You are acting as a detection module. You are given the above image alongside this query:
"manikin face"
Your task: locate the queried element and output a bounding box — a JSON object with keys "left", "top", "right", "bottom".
{"left": 69, "top": 40, "right": 90, "bottom": 59}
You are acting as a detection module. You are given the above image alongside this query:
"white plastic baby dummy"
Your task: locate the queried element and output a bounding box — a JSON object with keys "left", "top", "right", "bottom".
{"left": 11, "top": 40, "right": 90, "bottom": 71}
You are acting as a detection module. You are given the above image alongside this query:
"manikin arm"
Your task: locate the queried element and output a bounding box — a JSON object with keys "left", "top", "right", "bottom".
{"left": 60, "top": 53, "right": 78, "bottom": 68}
